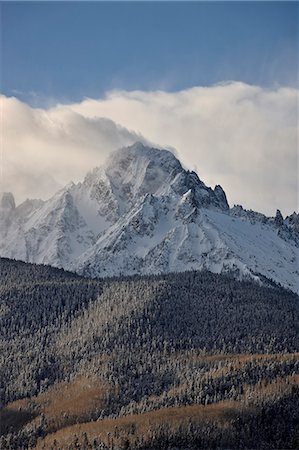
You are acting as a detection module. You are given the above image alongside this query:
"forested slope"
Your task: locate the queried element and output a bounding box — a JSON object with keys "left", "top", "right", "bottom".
{"left": 0, "top": 257, "right": 298, "bottom": 449}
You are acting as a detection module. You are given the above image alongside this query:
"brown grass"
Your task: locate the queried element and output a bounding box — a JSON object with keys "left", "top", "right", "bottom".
{"left": 38, "top": 376, "right": 108, "bottom": 418}
{"left": 37, "top": 372, "right": 299, "bottom": 449}
{"left": 2, "top": 352, "right": 298, "bottom": 448}
{"left": 36, "top": 400, "right": 246, "bottom": 449}
{"left": 1, "top": 376, "right": 111, "bottom": 436}
{"left": 185, "top": 352, "right": 299, "bottom": 380}
{"left": 243, "top": 374, "right": 299, "bottom": 405}
{"left": 180, "top": 351, "right": 299, "bottom": 365}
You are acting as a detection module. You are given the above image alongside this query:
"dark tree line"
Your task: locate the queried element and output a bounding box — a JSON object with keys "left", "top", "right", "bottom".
{"left": 0, "top": 257, "right": 298, "bottom": 448}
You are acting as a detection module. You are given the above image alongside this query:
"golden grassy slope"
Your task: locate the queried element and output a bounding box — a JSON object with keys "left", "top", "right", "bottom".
{"left": 1, "top": 353, "right": 298, "bottom": 449}
{"left": 0, "top": 376, "right": 111, "bottom": 436}
{"left": 36, "top": 400, "right": 245, "bottom": 449}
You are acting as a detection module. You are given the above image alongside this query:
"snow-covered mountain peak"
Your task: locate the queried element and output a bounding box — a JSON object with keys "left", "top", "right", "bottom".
{"left": 104, "top": 142, "right": 183, "bottom": 198}
{"left": 82, "top": 143, "right": 229, "bottom": 214}
{"left": 0, "top": 143, "right": 298, "bottom": 293}
{"left": 106, "top": 141, "right": 180, "bottom": 170}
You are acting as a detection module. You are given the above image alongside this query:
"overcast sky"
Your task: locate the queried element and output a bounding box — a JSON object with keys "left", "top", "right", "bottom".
{"left": 1, "top": 1, "right": 298, "bottom": 216}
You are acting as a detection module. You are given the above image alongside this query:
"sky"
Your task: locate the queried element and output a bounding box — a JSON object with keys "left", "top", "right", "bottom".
{"left": 1, "top": 1, "right": 298, "bottom": 216}
{"left": 2, "top": 1, "right": 298, "bottom": 103}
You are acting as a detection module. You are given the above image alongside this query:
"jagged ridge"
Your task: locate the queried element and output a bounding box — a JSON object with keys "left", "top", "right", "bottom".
{"left": 0, "top": 142, "right": 298, "bottom": 292}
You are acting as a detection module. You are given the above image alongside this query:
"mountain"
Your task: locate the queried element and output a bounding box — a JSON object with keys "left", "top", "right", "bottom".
{"left": 1, "top": 258, "right": 299, "bottom": 449}
{"left": 0, "top": 142, "right": 298, "bottom": 292}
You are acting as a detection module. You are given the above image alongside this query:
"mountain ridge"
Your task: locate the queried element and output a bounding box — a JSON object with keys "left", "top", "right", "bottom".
{"left": 0, "top": 142, "right": 298, "bottom": 292}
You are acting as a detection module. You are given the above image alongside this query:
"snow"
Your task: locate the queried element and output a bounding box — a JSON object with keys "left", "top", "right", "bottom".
{"left": 0, "top": 144, "right": 298, "bottom": 293}
{"left": 204, "top": 209, "right": 299, "bottom": 293}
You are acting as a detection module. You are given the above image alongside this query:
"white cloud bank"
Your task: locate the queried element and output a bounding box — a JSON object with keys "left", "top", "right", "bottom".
{"left": 1, "top": 82, "right": 298, "bottom": 216}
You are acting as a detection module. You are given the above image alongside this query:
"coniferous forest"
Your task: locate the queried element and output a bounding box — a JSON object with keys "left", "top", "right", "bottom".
{"left": 0, "top": 257, "right": 298, "bottom": 449}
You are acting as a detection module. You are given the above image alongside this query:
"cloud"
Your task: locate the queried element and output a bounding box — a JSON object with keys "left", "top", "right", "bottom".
{"left": 1, "top": 82, "right": 298, "bottom": 216}
{"left": 1, "top": 95, "right": 147, "bottom": 203}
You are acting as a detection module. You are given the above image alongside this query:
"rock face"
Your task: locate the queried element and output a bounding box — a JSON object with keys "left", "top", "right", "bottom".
{"left": 0, "top": 142, "right": 298, "bottom": 293}
{"left": 275, "top": 209, "right": 284, "bottom": 228}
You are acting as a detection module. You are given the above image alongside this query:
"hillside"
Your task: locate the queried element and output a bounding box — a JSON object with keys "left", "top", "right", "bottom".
{"left": 0, "top": 257, "right": 298, "bottom": 449}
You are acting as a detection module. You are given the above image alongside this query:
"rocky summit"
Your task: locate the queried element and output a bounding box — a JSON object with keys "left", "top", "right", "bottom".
{"left": 0, "top": 142, "right": 298, "bottom": 292}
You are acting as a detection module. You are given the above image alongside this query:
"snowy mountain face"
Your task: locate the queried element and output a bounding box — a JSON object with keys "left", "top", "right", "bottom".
{"left": 1, "top": 142, "right": 298, "bottom": 293}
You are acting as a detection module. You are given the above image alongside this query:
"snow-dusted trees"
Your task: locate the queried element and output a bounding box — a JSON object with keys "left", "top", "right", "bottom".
{"left": 0, "top": 257, "right": 298, "bottom": 448}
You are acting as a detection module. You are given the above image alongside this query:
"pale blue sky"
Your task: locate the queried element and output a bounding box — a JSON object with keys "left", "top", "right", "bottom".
{"left": 1, "top": 1, "right": 298, "bottom": 105}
